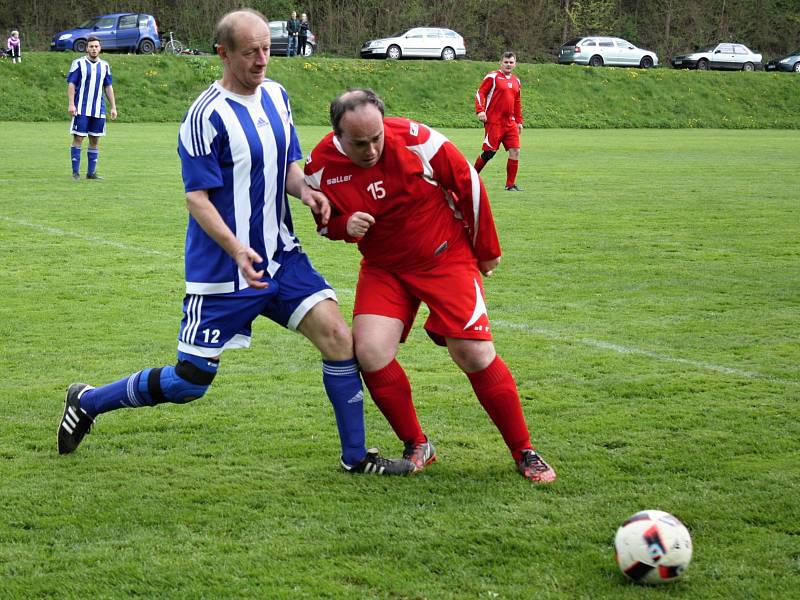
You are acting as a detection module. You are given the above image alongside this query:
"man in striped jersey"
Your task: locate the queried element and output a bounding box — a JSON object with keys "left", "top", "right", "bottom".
{"left": 67, "top": 36, "right": 117, "bottom": 180}
{"left": 473, "top": 52, "right": 523, "bottom": 191}
{"left": 57, "top": 10, "right": 414, "bottom": 476}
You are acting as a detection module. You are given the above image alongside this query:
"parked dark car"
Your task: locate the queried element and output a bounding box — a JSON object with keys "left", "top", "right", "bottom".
{"left": 268, "top": 20, "right": 316, "bottom": 56}
{"left": 766, "top": 50, "right": 800, "bottom": 72}
{"left": 671, "top": 43, "right": 762, "bottom": 71}
{"left": 51, "top": 13, "right": 161, "bottom": 53}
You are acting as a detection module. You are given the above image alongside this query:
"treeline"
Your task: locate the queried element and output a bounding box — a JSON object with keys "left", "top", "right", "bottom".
{"left": 3, "top": 0, "right": 799, "bottom": 61}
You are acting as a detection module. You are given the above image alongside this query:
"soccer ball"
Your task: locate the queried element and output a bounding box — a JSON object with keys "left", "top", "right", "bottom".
{"left": 614, "top": 510, "right": 692, "bottom": 584}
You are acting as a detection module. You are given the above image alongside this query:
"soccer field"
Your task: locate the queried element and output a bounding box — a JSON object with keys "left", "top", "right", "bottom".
{"left": 1, "top": 122, "right": 798, "bottom": 598}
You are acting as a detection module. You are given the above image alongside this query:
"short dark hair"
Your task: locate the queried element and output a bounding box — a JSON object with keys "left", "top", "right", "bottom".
{"left": 502, "top": 51, "right": 516, "bottom": 60}
{"left": 330, "top": 89, "right": 385, "bottom": 135}
{"left": 214, "top": 9, "right": 268, "bottom": 52}
{"left": 87, "top": 36, "right": 100, "bottom": 44}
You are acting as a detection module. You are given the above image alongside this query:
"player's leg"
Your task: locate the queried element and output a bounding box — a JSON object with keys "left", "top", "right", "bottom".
{"left": 505, "top": 146, "right": 521, "bottom": 190}
{"left": 474, "top": 126, "right": 498, "bottom": 173}
{"left": 57, "top": 291, "right": 264, "bottom": 455}
{"left": 69, "top": 123, "right": 86, "bottom": 179}
{"left": 275, "top": 251, "right": 413, "bottom": 475}
{"left": 85, "top": 118, "right": 106, "bottom": 179}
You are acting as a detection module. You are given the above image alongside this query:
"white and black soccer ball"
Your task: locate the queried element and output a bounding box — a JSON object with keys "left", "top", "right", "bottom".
{"left": 614, "top": 509, "right": 692, "bottom": 584}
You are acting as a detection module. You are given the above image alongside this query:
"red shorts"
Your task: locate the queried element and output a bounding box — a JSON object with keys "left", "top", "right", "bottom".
{"left": 354, "top": 260, "right": 493, "bottom": 346}
{"left": 482, "top": 122, "right": 520, "bottom": 152}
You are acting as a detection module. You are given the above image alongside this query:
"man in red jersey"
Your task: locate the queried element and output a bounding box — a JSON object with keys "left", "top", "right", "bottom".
{"left": 303, "top": 89, "right": 556, "bottom": 484}
{"left": 473, "top": 52, "right": 524, "bottom": 191}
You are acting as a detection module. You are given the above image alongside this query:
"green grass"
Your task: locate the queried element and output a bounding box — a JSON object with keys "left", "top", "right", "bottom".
{"left": 1, "top": 122, "right": 799, "bottom": 598}
{"left": 2, "top": 52, "right": 800, "bottom": 127}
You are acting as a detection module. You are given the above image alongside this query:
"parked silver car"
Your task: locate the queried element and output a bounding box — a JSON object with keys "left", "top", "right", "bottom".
{"left": 559, "top": 36, "right": 658, "bottom": 68}
{"left": 360, "top": 27, "right": 465, "bottom": 60}
{"left": 671, "top": 43, "right": 762, "bottom": 71}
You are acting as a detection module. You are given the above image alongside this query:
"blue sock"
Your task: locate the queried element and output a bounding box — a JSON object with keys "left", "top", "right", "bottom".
{"left": 87, "top": 148, "right": 98, "bottom": 175}
{"left": 71, "top": 146, "right": 81, "bottom": 175}
{"left": 79, "top": 369, "right": 156, "bottom": 417}
{"left": 322, "top": 359, "right": 367, "bottom": 466}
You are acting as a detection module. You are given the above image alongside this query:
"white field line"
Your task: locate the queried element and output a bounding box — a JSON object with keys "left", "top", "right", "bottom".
{"left": 5, "top": 216, "right": 795, "bottom": 386}
{"left": 1, "top": 216, "right": 171, "bottom": 256}
{"left": 495, "top": 320, "right": 798, "bottom": 387}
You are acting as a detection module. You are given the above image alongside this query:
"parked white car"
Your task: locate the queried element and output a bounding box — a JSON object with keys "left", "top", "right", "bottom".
{"left": 559, "top": 36, "right": 658, "bottom": 68}
{"left": 671, "top": 43, "right": 763, "bottom": 71}
{"left": 360, "top": 27, "right": 466, "bottom": 60}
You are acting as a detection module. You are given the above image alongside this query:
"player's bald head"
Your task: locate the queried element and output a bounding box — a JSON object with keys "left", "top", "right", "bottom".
{"left": 215, "top": 9, "right": 269, "bottom": 52}
{"left": 330, "top": 89, "right": 385, "bottom": 136}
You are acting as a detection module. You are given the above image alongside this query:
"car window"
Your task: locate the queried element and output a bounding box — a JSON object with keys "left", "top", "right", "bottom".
{"left": 406, "top": 29, "right": 424, "bottom": 39}
{"left": 733, "top": 45, "right": 750, "bottom": 54}
{"left": 95, "top": 17, "right": 115, "bottom": 30}
{"left": 698, "top": 45, "right": 715, "bottom": 52}
{"left": 269, "top": 22, "right": 284, "bottom": 35}
{"left": 425, "top": 29, "right": 442, "bottom": 38}
{"left": 582, "top": 40, "right": 596, "bottom": 46}
{"left": 138, "top": 15, "right": 151, "bottom": 27}
{"left": 444, "top": 30, "right": 458, "bottom": 38}
{"left": 118, "top": 15, "right": 138, "bottom": 30}
{"left": 616, "top": 39, "right": 633, "bottom": 48}
{"left": 717, "top": 44, "right": 734, "bottom": 53}
{"left": 599, "top": 40, "right": 614, "bottom": 47}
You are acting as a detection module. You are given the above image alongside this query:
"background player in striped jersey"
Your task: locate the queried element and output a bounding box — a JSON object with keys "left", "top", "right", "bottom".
{"left": 57, "top": 11, "right": 414, "bottom": 476}
{"left": 473, "top": 52, "right": 523, "bottom": 191}
{"left": 303, "top": 89, "right": 556, "bottom": 483}
{"left": 67, "top": 36, "right": 117, "bottom": 180}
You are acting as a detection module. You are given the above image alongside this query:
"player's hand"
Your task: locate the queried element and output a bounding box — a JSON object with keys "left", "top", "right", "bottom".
{"left": 477, "top": 111, "right": 487, "bottom": 123}
{"left": 517, "top": 123, "right": 523, "bottom": 134}
{"left": 68, "top": 105, "right": 77, "bottom": 116}
{"left": 346, "top": 212, "right": 375, "bottom": 238}
{"left": 478, "top": 257, "right": 500, "bottom": 277}
{"left": 110, "top": 108, "right": 118, "bottom": 120}
{"left": 300, "top": 187, "right": 331, "bottom": 225}
{"left": 234, "top": 247, "right": 268, "bottom": 289}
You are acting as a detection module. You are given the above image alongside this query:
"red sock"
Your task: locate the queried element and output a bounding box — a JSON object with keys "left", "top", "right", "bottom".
{"left": 474, "top": 155, "right": 486, "bottom": 173}
{"left": 505, "top": 159, "right": 519, "bottom": 187}
{"left": 361, "top": 359, "right": 426, "bottom": 445}
{"left": 466, "top": 356, "right": 532, "bottom": 461}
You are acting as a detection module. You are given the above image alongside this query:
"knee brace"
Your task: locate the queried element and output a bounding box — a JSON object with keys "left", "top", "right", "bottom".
{"left": 481, "top": 150, "right": 497, "bottom": 163}
{"left": 148, "top": 356, "right": 218, "bottom": 405}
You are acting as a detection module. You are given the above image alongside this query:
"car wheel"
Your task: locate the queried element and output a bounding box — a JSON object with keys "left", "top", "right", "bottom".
{"left": 589, "top": 55, "right": 603, "bottom": 67}
{"left": 697, "top": 58, "right": 709, "bottom": 70}
{"left": 138, "top": 39, "right": 156, "bottom": 54}
{"left": 640, "top": 56, "right": 653, "bottom": 69}
{"left": 73, "top": 39, "right": 87, "bottom": 53}
{"left": 742, "top": 62, "right": 755, "bottom": 72}
{"left": 441, "top": 47, "right": 456, "bottom": 61}
{"left": 304, "top": 44, "right": 314, "bottom": 57}
{"left": 794, "top": 62, "right": 800, "bottom": 72}
{"left": 387, "top": 45, "right": 401, "bottom": 60}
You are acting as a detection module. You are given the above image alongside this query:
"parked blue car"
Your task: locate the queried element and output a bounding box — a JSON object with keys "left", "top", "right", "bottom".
{"left": 51, "top": 13, "right": 161, "bottom": 54}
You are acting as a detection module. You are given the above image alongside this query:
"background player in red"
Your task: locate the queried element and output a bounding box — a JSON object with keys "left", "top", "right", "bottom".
{"left": 473, "top": 51, "right": 523, "bottom": 191}
{"left": 304, "top": 89, "right": 556, "bottom": 484}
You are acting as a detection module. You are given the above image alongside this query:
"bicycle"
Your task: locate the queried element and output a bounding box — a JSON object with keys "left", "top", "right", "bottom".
{"left": 163, "top": 31, "right": 184, "bottom": 55}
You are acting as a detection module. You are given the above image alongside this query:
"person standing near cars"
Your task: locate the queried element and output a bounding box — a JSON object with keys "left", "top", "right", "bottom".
{"left": 297, "top": 13, "right": 309, "bottom": 57}
{"left": 7, "top": 30, "right": 21, "bottom": 63}
{"left": 473, "top": 52, "right": 523, "bottom": 192}
{"left": 287, "top": 11, "right": 300, "bottom": 57}
{"left": 67, "top": 36, "right": 117, "bottom": 180}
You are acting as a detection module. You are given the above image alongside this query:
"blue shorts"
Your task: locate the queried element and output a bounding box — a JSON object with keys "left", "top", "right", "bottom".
{"left": 177, "top": 250, "right": 337, "bottom": 358}
{"left": 71, "top": 115, "right": 106, "bottom": 137}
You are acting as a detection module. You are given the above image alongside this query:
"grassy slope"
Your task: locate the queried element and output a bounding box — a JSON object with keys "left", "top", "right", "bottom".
{"left": 0, "top": 123, "right": 799, "bottom": 598}
{"left": 1, "top": 52, "right": 799, "bottom": 127}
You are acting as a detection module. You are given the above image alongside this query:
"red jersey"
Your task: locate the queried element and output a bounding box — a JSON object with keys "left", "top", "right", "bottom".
{"left": 475, "top": 70, "right": 522, "bottom": 126}
{"left": 304, "top": 117, "right": 501, "bottom": 272}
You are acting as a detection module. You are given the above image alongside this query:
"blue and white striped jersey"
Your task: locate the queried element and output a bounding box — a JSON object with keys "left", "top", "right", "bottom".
{"left": 67, "top": 57, "right": 112, "bottom": 118}
{"left": 178, "top": 80, "right": 304, "bottom": 295}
